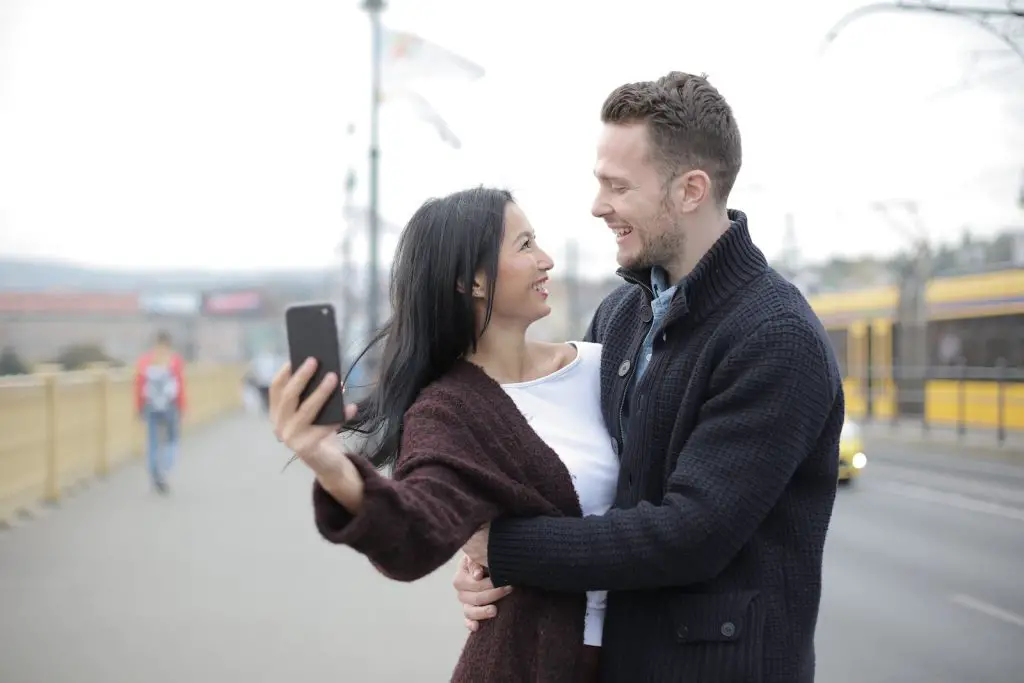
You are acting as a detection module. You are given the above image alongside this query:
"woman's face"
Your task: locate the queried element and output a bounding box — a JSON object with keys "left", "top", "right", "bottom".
{"left": 477, "top": 202, "right": 555, "bottom": 327}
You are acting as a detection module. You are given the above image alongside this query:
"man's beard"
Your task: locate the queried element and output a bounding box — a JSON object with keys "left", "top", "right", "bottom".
{"left": 623, "top": 203, "right": 685, "bottom": 273}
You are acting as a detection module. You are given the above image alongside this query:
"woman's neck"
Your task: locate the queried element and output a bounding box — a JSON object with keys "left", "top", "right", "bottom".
{"left": 465, "top": 322, "right": 545, "bottom": 385}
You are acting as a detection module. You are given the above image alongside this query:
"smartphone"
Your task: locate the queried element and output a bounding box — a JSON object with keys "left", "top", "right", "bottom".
{"left": 284, "top": 302, "right": 346, "bottom": 426}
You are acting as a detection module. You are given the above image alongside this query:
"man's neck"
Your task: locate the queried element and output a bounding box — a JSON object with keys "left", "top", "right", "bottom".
{"left": 662, "top": 212, "right": 733, "bottom": 284}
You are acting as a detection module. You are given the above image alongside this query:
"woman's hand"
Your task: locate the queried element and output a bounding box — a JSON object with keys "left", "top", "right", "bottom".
{"left": 269, "top": 358, "right": 363, "bottom": 511}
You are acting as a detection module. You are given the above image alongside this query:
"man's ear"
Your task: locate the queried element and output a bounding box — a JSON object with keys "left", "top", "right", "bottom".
{"left": 672, "top": 169, "right": 711, "bottom": 213}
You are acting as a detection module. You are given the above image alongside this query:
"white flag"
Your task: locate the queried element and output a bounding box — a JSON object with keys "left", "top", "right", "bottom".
{"left": 382, "top": 27, "right": 485, "bottom": 86}
{"left": 381, "top": 89, "right": 461, "bottom": 149}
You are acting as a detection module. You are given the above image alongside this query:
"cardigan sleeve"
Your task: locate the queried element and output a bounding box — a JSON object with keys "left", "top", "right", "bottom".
{"left": 486, "top": 316, "right": 840, "bottom": 592}
{"left": 312, "top": 399, "right": 504, "bottom": 582}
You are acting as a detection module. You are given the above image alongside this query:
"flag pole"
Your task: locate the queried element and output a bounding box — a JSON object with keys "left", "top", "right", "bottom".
{"left": 340, "top": 124, "right": 356, "bottom": 367}
{"left": 362, "top": 0, "right": 384, "bottom": 342}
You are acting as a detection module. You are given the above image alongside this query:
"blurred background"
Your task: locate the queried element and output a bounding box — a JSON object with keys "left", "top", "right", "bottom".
{"left": 1, "top": 1, "right": 1022, "bottom": 682}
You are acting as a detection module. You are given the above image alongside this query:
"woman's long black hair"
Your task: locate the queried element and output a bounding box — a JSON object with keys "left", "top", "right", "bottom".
{"left": 343, "top": 186, "right": 513, "bottom": 470}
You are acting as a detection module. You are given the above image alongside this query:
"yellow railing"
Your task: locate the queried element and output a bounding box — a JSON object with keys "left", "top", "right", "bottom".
{"left": 0, "top": 364, "right": 246, "bottom": 524}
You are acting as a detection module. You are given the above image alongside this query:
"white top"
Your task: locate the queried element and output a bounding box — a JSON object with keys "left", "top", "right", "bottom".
{"left": 501, "top": 341, "right": 619, "bottom": 646}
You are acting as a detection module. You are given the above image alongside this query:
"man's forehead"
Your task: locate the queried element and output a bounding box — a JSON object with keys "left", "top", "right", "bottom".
{"left": 593, "top": 161, "right": 625, "bottom": 181}
{"left": 595, "top": 123, "right": 647, "bottom": 174}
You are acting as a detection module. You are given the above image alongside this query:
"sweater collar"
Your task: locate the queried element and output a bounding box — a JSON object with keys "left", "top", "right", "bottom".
{"left": 617, "top": 209, "right": 768, "bottom": 324}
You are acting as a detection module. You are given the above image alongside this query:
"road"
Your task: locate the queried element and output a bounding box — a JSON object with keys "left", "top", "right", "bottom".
{"left": 1, "top": 414, "right": 1022, "bottom": 682}
{"left": 817, "top": 445, "right": 1024, "bottom": 682}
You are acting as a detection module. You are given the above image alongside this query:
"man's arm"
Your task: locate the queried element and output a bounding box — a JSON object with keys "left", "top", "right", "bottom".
{"left": 486, "top": 316, "right": 840, "bottom": 592}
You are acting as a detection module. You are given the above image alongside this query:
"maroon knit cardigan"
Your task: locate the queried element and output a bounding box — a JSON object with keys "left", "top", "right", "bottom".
{"left": 311, "top": 360, "right": 588, "bottom": 682}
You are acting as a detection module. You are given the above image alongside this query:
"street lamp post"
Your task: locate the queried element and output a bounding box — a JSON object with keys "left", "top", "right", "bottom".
{"left": 565, "top": 238, "right": 581, "bottom": 339}
{"left": 339, "top": 166, "right": 356, "bottom": 367}
{"left": 362, "top": 0, "right": 385, "bottom": 339}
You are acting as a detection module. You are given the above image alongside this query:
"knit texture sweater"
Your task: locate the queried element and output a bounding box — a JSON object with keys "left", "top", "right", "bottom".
{"left": 486, "top": 211, "right": 844, "bottom": 683}
{"left": 311, "top": 361, "right": 588, "bottom": 683}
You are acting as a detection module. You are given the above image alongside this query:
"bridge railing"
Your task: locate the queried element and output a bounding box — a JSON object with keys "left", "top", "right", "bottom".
{"left": 0, "top": 364, "right": 246, "bottom": 524}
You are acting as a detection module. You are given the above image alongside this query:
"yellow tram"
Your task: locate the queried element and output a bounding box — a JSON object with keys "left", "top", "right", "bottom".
{"left": 808, "top": 267, "right": 1024, "bottom": 433}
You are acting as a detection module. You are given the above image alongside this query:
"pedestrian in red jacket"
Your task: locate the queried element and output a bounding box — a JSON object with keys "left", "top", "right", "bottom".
{"left": 135, "top": 330, "right": 186, "bottom": 494}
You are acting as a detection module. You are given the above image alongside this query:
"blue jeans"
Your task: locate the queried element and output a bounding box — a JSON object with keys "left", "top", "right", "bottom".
{"left": 145, "top": 407, "right": 180, "bottom": 484}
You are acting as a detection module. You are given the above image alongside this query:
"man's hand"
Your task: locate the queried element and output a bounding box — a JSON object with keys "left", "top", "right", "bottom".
{"left": 453, "top": 554, "right": 513, "bottom": 632}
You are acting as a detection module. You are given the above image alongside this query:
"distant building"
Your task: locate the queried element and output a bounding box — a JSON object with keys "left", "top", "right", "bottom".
{"left": 0, "top": 260, "right": 344, "bottom": 366}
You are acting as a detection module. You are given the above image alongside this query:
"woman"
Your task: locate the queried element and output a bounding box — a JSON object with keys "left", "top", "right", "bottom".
{"left": 269, "top": 187, "right": 619, "bottom": 682}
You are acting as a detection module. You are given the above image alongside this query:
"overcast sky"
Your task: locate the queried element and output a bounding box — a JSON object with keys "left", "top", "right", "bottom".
{"left": 0, "top": 0, "right": 1021, "bottom": 278}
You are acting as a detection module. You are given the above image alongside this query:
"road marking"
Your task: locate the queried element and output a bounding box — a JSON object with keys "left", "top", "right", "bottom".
{"left": 878, "top": 481, "right": 1024, "bottom": 523}
{"left": 951, "top": 594, "right": 1024, "bottom": 628}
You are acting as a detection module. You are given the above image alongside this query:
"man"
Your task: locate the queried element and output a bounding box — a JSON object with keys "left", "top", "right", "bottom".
{"left": 134, "top": 330, "right": 186, "bottom": 494}
{"left": 452, "top": 72, "right": 843, "bottom": 682}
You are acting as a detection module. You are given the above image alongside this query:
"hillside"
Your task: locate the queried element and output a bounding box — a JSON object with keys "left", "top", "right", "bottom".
{"left": 0, "top": 257, "right": 341, "bottom": 292}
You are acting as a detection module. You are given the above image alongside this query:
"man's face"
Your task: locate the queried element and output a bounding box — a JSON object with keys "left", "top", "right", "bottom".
{"left": 591, "top": 122, "right": 684, "bottom": 273}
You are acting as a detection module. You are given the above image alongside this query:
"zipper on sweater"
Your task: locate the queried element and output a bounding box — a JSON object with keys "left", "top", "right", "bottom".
{"left": 616, "top": 363, "right": 631, "bottom": 445}
{"left": 617, "top": 269, "right": 655, "bottom": 299}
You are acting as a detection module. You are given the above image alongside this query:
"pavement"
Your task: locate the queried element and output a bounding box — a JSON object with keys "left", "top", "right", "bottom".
{"left": 1, "top": 414, "right": 1023, "bottom": 683}
{"left": 817, "top": 448, "right": 1024, "bottom": 682}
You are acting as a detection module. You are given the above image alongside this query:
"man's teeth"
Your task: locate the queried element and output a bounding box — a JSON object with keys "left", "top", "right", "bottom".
{"left": 532, "top": 283, "right": 548, "bottom": 293}
{"left": 615, "top": 227, "right": 633, "bottom": 237}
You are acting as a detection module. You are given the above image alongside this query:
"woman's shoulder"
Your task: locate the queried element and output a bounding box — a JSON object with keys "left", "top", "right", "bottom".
{"left": 565, "top": 340, "right": 602, "bottom": 369}
{"left": 400, "top": 363, "right": 519, "bottom": 459}
{"left": 569, "top": 340, "right": 602, "bottom": 355}
{"left": 407, "top": 361, "right": 502, "bottom": 416}
{"left": 528, "top": 340, "right": 602, "bottom": 368}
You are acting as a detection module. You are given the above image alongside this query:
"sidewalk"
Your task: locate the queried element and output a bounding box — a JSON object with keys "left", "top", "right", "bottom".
{"left": 0, "top": 413, "right": 465, "bottom": 683}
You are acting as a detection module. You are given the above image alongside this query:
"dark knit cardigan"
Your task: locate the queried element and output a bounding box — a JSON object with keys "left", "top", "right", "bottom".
{"left": 486, "top": 212, "right": 845, "bottom": 682}
{"left": 311, "top": 361, "right": 588, "bottom": 683}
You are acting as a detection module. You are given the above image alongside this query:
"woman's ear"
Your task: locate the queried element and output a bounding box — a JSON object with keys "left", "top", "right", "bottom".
{"left": 457, "top": 275, "right": 487, "bottom": 298}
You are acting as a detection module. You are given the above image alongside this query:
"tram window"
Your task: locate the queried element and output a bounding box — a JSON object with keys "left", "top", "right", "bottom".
{"left": 826, "top": 328, "right": 848, "bottom": 376}
{"left": 929, "top": 314, "right": 1023, "bottom": 370}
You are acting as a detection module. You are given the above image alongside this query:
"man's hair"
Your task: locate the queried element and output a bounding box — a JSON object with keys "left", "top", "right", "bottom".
{"left": 600, "top": 71, "right": 742, "bottom": 205}
{"left": 155, "top": 330, "right": 172, "bottom": 345}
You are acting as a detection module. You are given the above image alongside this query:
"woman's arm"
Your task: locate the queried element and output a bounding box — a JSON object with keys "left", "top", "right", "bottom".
{"left": 312, "top": 401, "right": 504, "bottom": 582}
{"left": 173, "top": 354, "right": 187, "bottom": 414}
